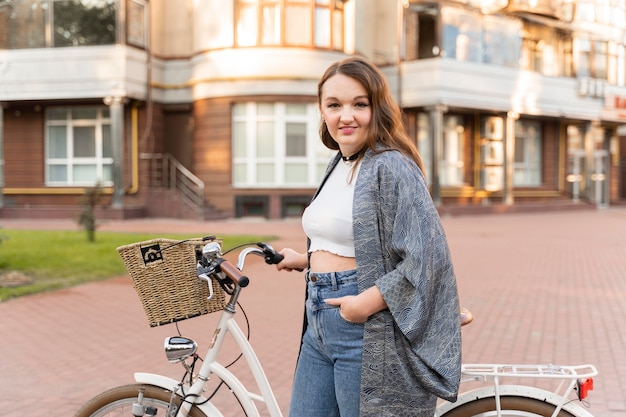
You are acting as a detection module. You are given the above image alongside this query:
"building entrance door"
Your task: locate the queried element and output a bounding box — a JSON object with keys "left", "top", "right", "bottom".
{"left": 589, "top": 149, "right": 609, "bottom": 208}
{"left": 620, "top": 136, "right": 626, "bottom": 200}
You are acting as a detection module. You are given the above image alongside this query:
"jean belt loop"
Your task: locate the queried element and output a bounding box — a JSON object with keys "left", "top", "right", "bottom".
{"left": 304, "top": 270, "right": 310, "bottom": 283}
{"left": 331, "top": 272, "right": 338, "bottom": 291}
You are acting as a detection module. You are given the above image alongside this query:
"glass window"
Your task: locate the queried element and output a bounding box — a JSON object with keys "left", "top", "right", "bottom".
{"left": 417, "top": 113, "right": 432, "bottom": 183}
{"left": 53, "top": 0, "right": 117, "bottom": 47}
{"left": 314, "top": 6, "right": 331, "bottom": 47}
{"left": 45, "top": 106, "right": 114, "bottom": 186}
{"left": 575, "top": 38, "right": 591, "bottom": 78}
{"left": 48, "top": 126, "right": 68, "bottom": 158}
{"left": 261, "top": 3, "right": 280, "bottom": 45}
{"left": 286, "top": 123, "right": 307, "bottom": 156}
{"left": 441, "top": 6, "right": 481, "bottom": 62}
{"left": 235, "top": 0, "right": 343, "bottom": 50}
{"left": 482, "top": 15, "right": 521, "bottom": 68}
{"left": 232, "top": 102, "right": 334, "bottom": 188}
{"left": 237, "top": 3, "right": 258, "bottom": 46}
{"left": 440, "top": 115, "right": 465, "bottom": 186}
{"left": 127, "top": 0, "right": 146, "bottom": 47}
{"left": 0, "top": 0, "right": 149, "bottom": 49}
{"left": 73, "top": 127, "right": 97, "bottom": 157}
{"left": 573, "top": 38, "right": 620, "bottom": 82}
{"left": 286, "top": 5, "right": 312, "bottom": 45}
{"left": 513, "top": 120, "right": 542, "bottom": 186}
{"left": 256, "top": 121, "right": 275, "bottom": 157}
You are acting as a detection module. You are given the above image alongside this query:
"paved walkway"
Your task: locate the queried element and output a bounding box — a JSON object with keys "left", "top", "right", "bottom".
{"left": 0, "top": 208, "right": 625, "bottom": 416}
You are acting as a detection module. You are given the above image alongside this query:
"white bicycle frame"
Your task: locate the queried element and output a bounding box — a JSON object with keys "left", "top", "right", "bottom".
{"left": 135, "top": 303, "right": 283, "bottom": 417}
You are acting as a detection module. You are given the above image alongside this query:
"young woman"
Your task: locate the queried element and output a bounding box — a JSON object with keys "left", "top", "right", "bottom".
{"left": 278, "top": 56, "right": 461, "bottom": 417}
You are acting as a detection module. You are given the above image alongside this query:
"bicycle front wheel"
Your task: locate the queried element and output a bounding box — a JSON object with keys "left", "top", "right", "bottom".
{"left": 440, "top": 396, "right": 577, "bottom": 417}
{"left": 74, "top": 383, "right": 208, "bottom": 417}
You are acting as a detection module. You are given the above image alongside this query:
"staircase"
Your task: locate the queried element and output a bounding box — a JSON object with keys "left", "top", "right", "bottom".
{"left": 141, "top": 153, "right": 224, "bottom": 220}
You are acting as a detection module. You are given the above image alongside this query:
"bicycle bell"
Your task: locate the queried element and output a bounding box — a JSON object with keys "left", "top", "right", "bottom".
{"left": 202, "top": 241, "right": 222, "bottom": 262}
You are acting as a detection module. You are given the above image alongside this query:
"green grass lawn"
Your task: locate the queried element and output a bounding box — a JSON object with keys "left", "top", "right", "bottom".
{"left": 0, "top": 229, "right": 273, "bottom": 301}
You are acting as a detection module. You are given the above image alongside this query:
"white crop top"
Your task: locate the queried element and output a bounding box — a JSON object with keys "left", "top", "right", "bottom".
{"left": 302, "top": 161, "right": 360, "bottom": 258}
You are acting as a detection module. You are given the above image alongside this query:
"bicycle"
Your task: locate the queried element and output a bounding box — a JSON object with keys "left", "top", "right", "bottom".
{"left": 75, "top": 237, "right": 598, "bottom": 417}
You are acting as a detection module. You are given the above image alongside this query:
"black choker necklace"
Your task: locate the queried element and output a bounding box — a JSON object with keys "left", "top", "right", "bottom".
{"left": 341, "top": 152, "right": 360, "bottom": 162}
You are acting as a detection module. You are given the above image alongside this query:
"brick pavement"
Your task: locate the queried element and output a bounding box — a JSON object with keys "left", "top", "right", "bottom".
{"left": 0, "top": 208, "right": 625, "bottom": 416}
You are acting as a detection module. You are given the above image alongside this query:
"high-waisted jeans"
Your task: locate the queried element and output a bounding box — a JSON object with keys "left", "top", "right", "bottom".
{"left": 289, "top": 269, "right": 364, "bottom": 417}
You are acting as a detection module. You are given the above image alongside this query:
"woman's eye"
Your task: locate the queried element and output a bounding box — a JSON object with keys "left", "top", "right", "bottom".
{"left": 355, "top": 102, "right": 369, "bottom": 108}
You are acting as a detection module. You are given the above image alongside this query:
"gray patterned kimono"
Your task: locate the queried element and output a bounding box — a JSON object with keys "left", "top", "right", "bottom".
{"left": 313, "top": 147, "right": 461, "bottom": 417}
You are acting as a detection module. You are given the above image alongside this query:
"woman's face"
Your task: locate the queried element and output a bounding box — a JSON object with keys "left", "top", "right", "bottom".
{"left": 319, "top": 73, "right": 372, "bottom": 156}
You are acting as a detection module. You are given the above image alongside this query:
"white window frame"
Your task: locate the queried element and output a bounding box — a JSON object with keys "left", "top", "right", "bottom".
{"left": 45, "top": 107, "right": 114, "bottom": 187}
{"left": 232, "top": 102, "right": 334, "bottom": 188}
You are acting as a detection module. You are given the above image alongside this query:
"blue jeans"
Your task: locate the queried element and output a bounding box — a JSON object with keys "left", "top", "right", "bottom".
{"left": 289, "top": 270, "right": 364, "bottom": 417}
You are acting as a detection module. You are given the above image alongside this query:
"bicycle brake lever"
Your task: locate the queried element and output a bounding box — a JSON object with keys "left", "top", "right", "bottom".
{"left": 257, "top": 242, "right": 304, "bottom": 272}
{"left": 256, "top": 242, "right": 283, "bottom": 264}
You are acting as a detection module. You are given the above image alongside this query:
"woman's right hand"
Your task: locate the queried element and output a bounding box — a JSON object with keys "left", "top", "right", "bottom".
{"left": 277, "top": 248, "right": 307, "bottom": 272}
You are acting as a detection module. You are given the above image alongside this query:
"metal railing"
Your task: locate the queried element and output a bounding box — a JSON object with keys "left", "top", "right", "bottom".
{"left": 140, "top": 153, "right": 205, "bottom": 217}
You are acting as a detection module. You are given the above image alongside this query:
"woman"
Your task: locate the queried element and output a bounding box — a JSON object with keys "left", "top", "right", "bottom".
{"left": 278, "top": 56, "right": 461, "bottom": 417}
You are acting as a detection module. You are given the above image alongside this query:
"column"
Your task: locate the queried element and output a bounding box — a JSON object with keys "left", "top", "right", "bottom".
{"left": 427, "top": 104, "right": 448, "bottom": 206}
{"left": 104, "top": 96, "right": 126, "bottom": 209}
{"left": 503, "top": 111, "right": 519, "bottom": 205}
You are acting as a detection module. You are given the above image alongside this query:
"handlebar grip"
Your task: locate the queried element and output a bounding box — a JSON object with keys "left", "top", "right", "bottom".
{"left": 216, "top": 259, "right": 250, "bottom": 287}
{"left": 268, "top": 252, "right": 284, "bottom": 264}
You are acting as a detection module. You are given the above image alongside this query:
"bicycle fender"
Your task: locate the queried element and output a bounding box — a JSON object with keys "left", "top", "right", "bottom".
{"left": 134, "top": 372, "right": 224, "bottom": 417}
{"left": 435, "top": 385, "right": 594, "bottom": 417}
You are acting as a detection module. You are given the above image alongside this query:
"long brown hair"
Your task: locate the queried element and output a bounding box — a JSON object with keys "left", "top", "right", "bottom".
{"left": 317, "top": 56, "right": 425, "bottom": 173}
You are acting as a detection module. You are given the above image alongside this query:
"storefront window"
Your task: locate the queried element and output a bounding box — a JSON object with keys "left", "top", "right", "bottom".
{"left": 45, "top": 107, "right": 113, "bottom": 186}
{"left": 232, "top": 102, "right": 334, "bottom": 187}
{"left": 441, "top": 115, "right": 466, "bottom": 186}
{"left": 514, "top": 120, "right": 542, "bottom": 186}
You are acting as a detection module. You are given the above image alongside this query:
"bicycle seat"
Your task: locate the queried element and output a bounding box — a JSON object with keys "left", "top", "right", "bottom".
{"left": 460, "top": 308, "right": 473, "bottom": 326}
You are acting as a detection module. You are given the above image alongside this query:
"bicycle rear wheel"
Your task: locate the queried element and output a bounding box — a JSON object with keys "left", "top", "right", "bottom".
{"left": 439, "top": 396, "right": 577, "bottom": 417}
{"left": 74, "top": 383, "right": 208, "bottom": 417}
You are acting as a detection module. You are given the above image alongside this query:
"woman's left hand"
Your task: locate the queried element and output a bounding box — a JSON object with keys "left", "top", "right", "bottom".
{"left": 325, "top": 285, "right": 388, "bottom": 323}
{"left": 325, "top": 296, "right": 369, "bottom": 323}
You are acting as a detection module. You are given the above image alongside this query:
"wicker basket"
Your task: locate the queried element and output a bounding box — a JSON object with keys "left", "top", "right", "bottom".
{"left": 117, "top": 237, "right": 226, "bottom": 327}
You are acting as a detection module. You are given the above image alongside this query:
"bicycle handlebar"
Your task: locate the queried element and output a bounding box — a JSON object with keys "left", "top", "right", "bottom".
{"left": 215, "top": 259, "right": 250, "bottom": 288}
{"left": 199, "top": 241, "right": 284, "bottom": 293}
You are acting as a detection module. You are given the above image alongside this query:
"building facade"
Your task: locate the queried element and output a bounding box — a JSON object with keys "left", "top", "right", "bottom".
{"left": 1, "top": 0, "right": 625, "bottom": 219}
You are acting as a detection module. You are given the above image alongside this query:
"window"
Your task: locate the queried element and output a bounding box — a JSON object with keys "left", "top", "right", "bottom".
{"left": 441, "top": 6, "right": 482, "bottom": 62}
{"left": 45, "top": 107, "right": 113, "bottom": 186}
{"left": 573, "top": 38, "right": 621, "bottom": 82}
{"left": 406, "top": 4, "right": 526, "bottom": 69}
{"left": 232, "top": 102, "right": 334, "bottom": 187}
{"left": 513, "top": 120, "right": 542, "bottom": 186}
{"left": 235, "top": 0, "right": 344, "bottom": 49}
{"left": 574, "top": 0, "right": 626, "bottom": 28}
{"left": 127, "top": 0, "right": 146, "bottom": 48}
{"left": 441, "top": 115, "right": 466, "bottom": 186}
{"left": 482, "top": 15, "right": 521, "bottom": 68}
{"left": 0, "top": 0, "right": 147, "bottom": 49}
{"left": 417, "top": 113, "right": 432, "bottom": 183}
{"left": 53, "top": 0, "right": 116, "bottom": 46}
{"left": 417, "top": 113, "right": 466, "bottom": 187}
{"left": 404, "top": 4, "right": 439, "bottom": 60}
